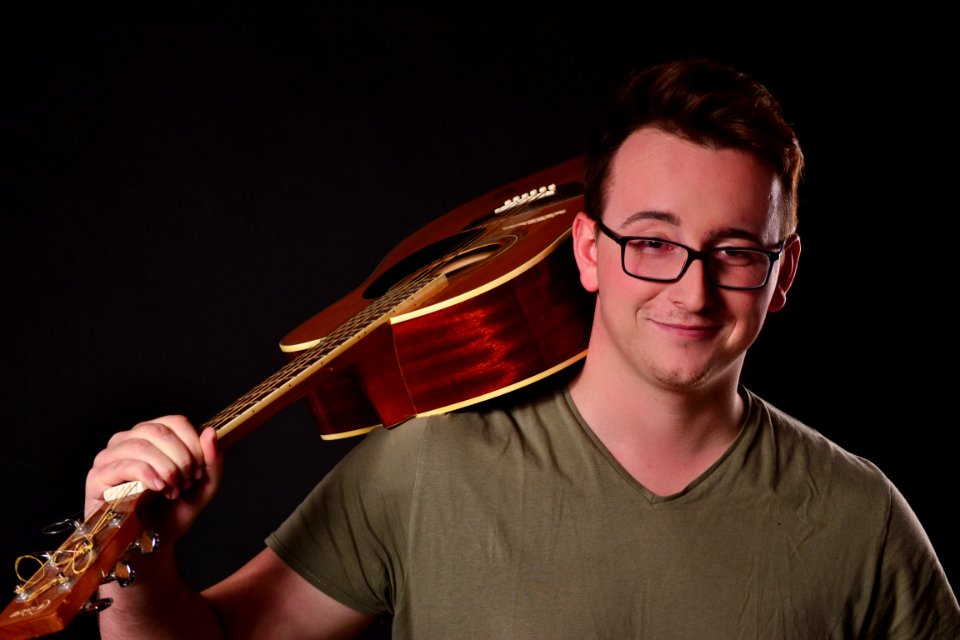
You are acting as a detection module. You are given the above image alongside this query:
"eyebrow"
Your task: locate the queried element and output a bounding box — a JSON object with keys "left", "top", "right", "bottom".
{"left": 621, "top": 210, "right": 766, "bottom": 245}
{"left": 623, "top": 210, "right": 678, "bottom": 226}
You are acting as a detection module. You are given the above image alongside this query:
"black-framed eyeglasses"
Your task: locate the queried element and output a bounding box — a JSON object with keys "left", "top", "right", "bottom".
{"left": 594, "top": 219, "right": 785, "bottom": 291}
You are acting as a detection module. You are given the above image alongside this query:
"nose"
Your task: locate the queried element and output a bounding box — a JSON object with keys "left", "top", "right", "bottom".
{"left": 666, "top": 255, "right": 715, "bottom": 312}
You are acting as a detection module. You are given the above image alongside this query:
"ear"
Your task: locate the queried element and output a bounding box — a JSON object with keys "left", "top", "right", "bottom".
{"left": 572, "top": 212, "right": 600, "bottom": 293}
{"left": 768, "top": 234, "right": 800, "bottom": 312}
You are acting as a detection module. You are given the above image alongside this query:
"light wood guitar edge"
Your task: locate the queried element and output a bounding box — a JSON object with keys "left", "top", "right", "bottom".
{"left": 389, "top": 223, "right": 571, "bottom": 325}
{"left": 317, "top": 348, "right": 588, "bottom": 441}
{"left": 279, "top": 223, "right": 573, "bottom": 353}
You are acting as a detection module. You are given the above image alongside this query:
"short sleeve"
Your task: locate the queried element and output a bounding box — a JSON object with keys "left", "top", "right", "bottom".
{"left": 265, "top": 420, "right": 426, "bottom": 615}
{"left": 864, "top": 482, "right": 960, "bottom": 639}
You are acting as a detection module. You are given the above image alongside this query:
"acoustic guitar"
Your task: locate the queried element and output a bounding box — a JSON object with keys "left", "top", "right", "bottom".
{"left": 0, "top": 156, "right": 594, "bottom": 638}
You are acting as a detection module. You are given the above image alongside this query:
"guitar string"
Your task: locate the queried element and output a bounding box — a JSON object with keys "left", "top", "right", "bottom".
{"left": 201, "top": 186, "right": 568, "bottom": 434}
{"left": 201, "top": 225, "right": 491, "bottom": 435}
{"left": 200, "top": 183, "right": 575, "bottom": 433}
{"left": 6, "top": 185, "right": 559, "bottom": 607}
{"left": 4, "top": 266, "right": 461, "bottom": 606}
{"left": 6, "top": 248, "right": 475, "bottom": 604}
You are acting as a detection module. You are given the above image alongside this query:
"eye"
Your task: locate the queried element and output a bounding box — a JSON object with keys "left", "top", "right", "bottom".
{"left": 629, "top": 238, "right": 679, "bottom": 256}
{"left": 713, "top": 247, "right": 763, "bottom": 266}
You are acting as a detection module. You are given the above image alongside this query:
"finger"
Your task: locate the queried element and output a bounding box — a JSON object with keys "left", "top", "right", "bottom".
{"left": 109, "top": 418, "right": 202, "bottom": 488}
{"left": 93, "top": 433, "right": 195, "bottom": 500}
{"left": 149, "top": 415, "right": 205, "bottom": 465}
{"left": 87, "top": 456, "right": 167, "bottom": 497}
{"left": 84, "top": 456, "right": 170, "bottom": 518}
{"left": 108, "top": 415, "right": 202, "bottom": 462}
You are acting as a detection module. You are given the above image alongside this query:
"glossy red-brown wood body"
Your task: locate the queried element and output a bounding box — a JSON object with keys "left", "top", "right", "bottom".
{"left": 280, "top": 157, "right": 594, "bottom": 437}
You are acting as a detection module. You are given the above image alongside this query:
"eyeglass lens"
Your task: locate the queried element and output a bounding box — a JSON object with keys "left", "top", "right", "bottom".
{"left": 622, "top": 239, "right": 773, "bottom": 288}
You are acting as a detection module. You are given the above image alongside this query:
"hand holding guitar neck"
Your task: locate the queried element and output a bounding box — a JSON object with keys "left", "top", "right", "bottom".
{"left": 0, "top": 157, "right": 592, "bottom": 638}
{"left": 84, "top": 416, "right": 224, "bottom": 548}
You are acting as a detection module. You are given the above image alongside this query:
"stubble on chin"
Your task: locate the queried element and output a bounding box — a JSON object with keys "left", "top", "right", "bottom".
{"left": 647, "top": 362, "right": 713, "bottom": 391}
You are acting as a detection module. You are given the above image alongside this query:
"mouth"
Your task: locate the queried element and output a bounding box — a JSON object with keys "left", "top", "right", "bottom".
{"left": 650, "top": 319, "right": 722, "bottom": 339}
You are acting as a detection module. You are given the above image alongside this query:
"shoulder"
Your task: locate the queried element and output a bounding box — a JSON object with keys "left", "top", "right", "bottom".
{"left": 744, "top": 392, "right": 960, "bottom": 636}
{"left": 743, "top": 390, "right": 899, "bottom": 524}
{"left": 331, "top": 380, "right": 577, "bottom": 501}
{"left": 356, "top": 381, "right": 571, "bottom": 463}
{"left": 749, "top": 390, "right": 891, "bottom": 487}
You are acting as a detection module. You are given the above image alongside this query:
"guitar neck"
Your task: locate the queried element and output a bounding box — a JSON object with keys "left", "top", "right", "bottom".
{"left": 0, "top": 271, "right": 448, "bottom": 640}
{"left": 205, "top": 270, "right": 448, "bottom": 447}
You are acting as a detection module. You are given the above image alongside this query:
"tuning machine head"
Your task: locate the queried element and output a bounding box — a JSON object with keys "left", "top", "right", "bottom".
{"left": 127, "top": 530, "right": 160, "bottom": 555}
{"left": 101, "top": 560, "right": 135, "bottom": 588}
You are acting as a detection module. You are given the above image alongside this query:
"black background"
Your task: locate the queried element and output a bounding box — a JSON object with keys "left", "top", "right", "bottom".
{"left": 1, "top": 5, "right": 953, "bottom": 638}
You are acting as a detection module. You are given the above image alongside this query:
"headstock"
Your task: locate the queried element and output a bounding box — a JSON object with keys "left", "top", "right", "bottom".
{"left": 0, "top": 483, "right": 156, "bottom": 639}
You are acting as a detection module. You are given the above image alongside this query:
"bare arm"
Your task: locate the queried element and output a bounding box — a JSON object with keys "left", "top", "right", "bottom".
{"left": 204, "top": 547, "right": 376, "bottom": 640}
{"left": 97, "top": 546, "right": 374, "bottom": 640}
{"left": 86, "top": 416, "right": 375, "bottom": 639}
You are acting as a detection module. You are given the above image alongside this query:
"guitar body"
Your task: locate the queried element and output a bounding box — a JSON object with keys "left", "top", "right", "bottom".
{"left": 280, "top": 156, "right": 594, "bottom": 438}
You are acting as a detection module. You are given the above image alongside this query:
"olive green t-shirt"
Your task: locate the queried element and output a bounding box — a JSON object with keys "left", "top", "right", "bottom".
{"left": 266, "top": 386, "right": 959, "bottom": 639}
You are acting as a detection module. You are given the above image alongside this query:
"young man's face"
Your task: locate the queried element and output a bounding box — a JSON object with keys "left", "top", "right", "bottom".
{"left": 573, "top": 127, "right": 800, "bottom": 394}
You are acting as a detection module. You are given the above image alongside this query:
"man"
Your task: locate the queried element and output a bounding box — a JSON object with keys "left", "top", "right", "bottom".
{"left": 85, "top": 59, "right": 959, "bottom": 638}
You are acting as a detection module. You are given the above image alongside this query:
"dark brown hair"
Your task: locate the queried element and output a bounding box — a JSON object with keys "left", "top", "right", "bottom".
{"left": 584, "top": 58, "right": 804, "bottom": 237}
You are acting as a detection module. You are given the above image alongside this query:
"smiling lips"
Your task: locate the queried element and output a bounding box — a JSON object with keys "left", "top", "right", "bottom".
{"left": 650, "top": 318, "right": 722, "bottom": 339}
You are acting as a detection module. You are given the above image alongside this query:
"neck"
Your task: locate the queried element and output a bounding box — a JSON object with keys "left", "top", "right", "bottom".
{"left": 568, "top": 354, "right": 745, "bottom": 496}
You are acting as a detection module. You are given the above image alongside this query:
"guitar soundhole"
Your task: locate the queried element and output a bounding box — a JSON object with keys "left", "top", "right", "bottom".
{"left": 437, "top": 242, "right": 505, "bottom": 276}
{"left": 362, "top": 230, "right": 487, "bottom": 299}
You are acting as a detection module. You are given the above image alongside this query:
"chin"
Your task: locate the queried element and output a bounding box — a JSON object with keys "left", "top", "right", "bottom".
{"left": 649, "top": 367, "right": 713, "bottom": 391}
{"left": 647, "top": 356, "right": 739, "bottom": 393}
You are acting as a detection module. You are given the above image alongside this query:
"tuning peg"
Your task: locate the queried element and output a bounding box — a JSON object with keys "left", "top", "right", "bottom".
{"left": 101, "top": 560, "right": 135, "bottom": 588}
{"left": 139, "top": 530, "right": 160, "bottom": 554}
{"left": 41, "top": 517, "right": 82, "bottom": 536}
{"left": 127, "top": 530, "right": 160, "bottom": 555}
{"left": 83, "top": 596, "right": 113, "bottom": 613}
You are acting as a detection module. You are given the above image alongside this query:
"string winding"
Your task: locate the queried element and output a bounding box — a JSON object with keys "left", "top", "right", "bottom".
{"left": 12, "top": 481, "right": 139, "bottom": 603}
